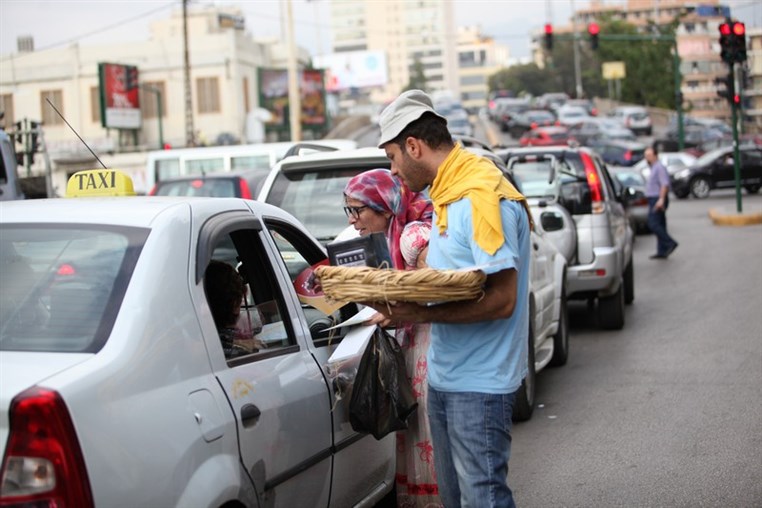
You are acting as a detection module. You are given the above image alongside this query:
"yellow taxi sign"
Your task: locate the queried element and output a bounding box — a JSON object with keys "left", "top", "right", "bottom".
{"left": 66, "top": 169, "right": 136, "bottom": 198}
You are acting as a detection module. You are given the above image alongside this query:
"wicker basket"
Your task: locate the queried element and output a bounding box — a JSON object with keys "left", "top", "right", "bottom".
{"left": 314, "top": 265, "right": 486, "bottom": 304}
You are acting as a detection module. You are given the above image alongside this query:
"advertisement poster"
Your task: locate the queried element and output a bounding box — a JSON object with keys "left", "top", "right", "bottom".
{"left": 258, "top": 68, "right": 327, "bottom": 136}
{"left": 313, "top": 50, "right": 388, "bottom": 92}
{"left": 98, "top": 63, "right": 142, "bottom": 129}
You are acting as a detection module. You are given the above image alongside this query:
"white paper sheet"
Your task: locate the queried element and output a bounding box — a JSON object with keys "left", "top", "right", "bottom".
{"left": 322, "top": 306, "right": 378, "bottom": 331}
{"left": 326, "top": 324, "right": 376, "bottom": 364}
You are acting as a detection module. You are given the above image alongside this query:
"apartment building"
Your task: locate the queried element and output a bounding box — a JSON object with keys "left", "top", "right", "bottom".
{"left": 0, "top": 5, "right": 308, "bottom": 169}
{"left": 457, "top": 26, "right": 511, "bottom": 113}
{"left": 744, "top": 28, "right": 761, "bottom": 133}
{"left": 329, "top": 0, "right": 458, "bottom": 103}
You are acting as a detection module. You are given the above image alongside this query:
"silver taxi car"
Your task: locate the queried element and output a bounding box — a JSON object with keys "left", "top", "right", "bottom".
{"left": 0, "top": 170, "right": 394, "bottom": 507}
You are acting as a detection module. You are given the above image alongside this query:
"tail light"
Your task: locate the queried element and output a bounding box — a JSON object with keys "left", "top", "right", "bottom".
{"left": 530, "top": 122, "right": 538, "bottom": 129}
{"left": 581, "top": 152, "right": 605, "bottom": 213}
{"left": 555, "top": 120, "right": 561, "bottom": 126}
{"left": 239, "top": 178, "right": 253, "bottom": 200}
{"left": 147, "top": 184, "right": 158, "bottom": 196}
{"left": 624, "top": 150, "right": 632, "bottom": 162}
{"left": 0, "top": 387, "right": 94, "bottom": 508}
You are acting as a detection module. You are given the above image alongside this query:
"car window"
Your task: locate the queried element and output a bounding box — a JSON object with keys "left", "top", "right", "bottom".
{"left": 510, "top": 160, "right": 555, "bottom": 197}
{"left": 266, "top": 167, "right": 370, "bottom": 243}
{"left": 263, "top": 218, "right": 360, "bottom": 346}
{"left": 155, "top": 178, "right": 240, "bottom": 197}
{"left": 0, "top": 225, "right": 148, "bottom": 352}
{"left": 203, "top": 227, "right": 296, "bottom": 365}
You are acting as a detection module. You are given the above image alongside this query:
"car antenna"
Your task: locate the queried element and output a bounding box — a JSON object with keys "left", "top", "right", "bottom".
{"left": 45, "top": 97, "right": 108, "bottom": 169}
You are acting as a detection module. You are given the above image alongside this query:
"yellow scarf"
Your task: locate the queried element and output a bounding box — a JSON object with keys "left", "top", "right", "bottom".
{"left": 429, "top": 144, "right": 533, "bottom": 255}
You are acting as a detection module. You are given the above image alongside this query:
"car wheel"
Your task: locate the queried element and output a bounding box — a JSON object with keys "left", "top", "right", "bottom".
{"left": 744, "top": 184, "right": 761, "bottom": 194}
{"left": 549, "top": 286, "right": 569, "bottom": 367}
{"left": 690, "top": 177, "right": 711, "bottom": 199}
{"left": 623, "top": 260, "right": 634, "bottom": 305}
{"left": 598, "top": 280, "right": 625, "bottom": 330}
{"left": 512, "top": 311, "right": 536, "bottom": 422}
{"left": 674, "top": 189, "right": 690, "bottom": 199}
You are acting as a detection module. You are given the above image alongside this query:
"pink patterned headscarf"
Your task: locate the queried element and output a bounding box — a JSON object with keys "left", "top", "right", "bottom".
{"left": 344, "top": 169, "right": 433, "bottom": 270}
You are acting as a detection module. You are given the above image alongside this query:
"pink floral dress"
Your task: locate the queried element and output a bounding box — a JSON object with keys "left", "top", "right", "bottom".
{"left": 394, "top": 222, "right": 442, "bottom": 508}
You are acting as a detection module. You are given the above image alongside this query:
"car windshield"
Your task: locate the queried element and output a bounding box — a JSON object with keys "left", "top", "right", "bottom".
{"left": 155, "top": 177, "right": 240, "bottom": 197}
{"left": 266, "top": 168, "right": 364, "bottom": 243}
{"left": 509, "top": 160, "right": 556, "bottom": 197}
{"left": 0, "top": 225, "right": 148, "bottom": 352}
{"left": 696, "top": 147, "right": 729, "bottom": 166}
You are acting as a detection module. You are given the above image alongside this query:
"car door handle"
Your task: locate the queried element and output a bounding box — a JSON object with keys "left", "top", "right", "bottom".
{"left": 241, "top": 403, "right": 261, "bottom": 427}
{"left": 534, "top": 243, "right": 539, "bottom": 251}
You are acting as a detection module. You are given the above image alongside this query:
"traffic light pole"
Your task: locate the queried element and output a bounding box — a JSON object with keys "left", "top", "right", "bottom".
{"left": 728, "top": 61, "right": 743, "bottom": 213}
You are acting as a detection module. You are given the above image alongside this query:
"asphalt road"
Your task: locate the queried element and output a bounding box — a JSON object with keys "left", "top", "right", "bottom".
{"left": 510, "top": 190, "right": 762, "bottom": 508}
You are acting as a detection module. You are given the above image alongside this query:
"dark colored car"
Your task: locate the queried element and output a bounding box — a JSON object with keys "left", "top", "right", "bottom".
{"left": 519, "top": 126, "right": 574, "bottom": 147}
{"left": 148, "top": 169, "right": 269, "bottom": 199}
{"left": 588, "top": 139, "right": 647, "bottom": 167}
{"left": 671, "top": 146, "right": 762, "bottom": 199}
{"left": 609, "top": 166, "right": 649, "bottom": 234}
{"left": 507, "top": 109, "right": 557, "bottom": 138}
{"left": 494, "top": 98, "right": 531, "bottom": 132}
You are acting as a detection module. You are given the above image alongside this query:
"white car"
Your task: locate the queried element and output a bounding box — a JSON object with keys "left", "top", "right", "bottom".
{"left": 258, "top": 145, "right": 569, "bottom": 421}
{"left": 610, "top": 106, "right": 653, "bottom": 136}
{"left": 0, "top": 170, "right": 395, "bottom": 507}
{"left": 555, "top": 105, "right": 591, "bottom": 127}
{"left": 636, "top": 151, "right": 698, "bottom": 180}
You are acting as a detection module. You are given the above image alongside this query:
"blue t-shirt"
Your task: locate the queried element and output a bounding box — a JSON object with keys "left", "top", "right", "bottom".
{"left": 426, "top": 197, "right": 530, "bottom": 394}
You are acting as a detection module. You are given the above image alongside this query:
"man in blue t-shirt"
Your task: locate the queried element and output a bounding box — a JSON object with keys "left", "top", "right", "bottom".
{"left": 367, "top": 89, "right": 531, "bottom": 508}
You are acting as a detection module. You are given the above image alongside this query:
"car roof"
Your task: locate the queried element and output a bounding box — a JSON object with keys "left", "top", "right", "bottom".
{"left": 0, "top": 196, "right": 290, "bottom": 227}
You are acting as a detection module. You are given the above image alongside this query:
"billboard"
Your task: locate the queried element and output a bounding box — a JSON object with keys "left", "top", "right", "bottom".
{"left": 98, "top": 63, "right": 141, "bottom": 129}
{"left": 258, "top": 68, "right": 327, "bottom": 135}
{"left": 312, "top": 51, "right": 388, "bottom": 92}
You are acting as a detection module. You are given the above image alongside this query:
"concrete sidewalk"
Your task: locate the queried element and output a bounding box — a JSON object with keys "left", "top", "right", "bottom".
{"left": 708, "top": 202, "right": 762, "bottom": 226}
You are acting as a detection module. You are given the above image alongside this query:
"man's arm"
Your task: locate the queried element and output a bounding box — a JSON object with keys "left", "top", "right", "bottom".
{"left": 363, "top": 268, "right": 518, "bottom": 325}
{"left": 655, "top": 164, "right": 670, "bottom": 210}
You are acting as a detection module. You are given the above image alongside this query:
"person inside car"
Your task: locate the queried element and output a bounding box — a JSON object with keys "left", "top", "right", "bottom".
{"left": 204, "top": 260, "right": 265, "bottom": 358}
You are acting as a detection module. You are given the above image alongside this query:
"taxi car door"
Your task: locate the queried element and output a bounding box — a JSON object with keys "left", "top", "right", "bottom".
{"left": 260, "top": 217, "right": 396, "bottom": 506}
{"left": 192, "top": 214, "right": 333, "bottom": 507}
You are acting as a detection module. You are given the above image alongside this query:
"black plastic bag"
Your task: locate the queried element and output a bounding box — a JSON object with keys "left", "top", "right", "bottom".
{"left": 349, "top": 328, "right": 418, "bottom": 440}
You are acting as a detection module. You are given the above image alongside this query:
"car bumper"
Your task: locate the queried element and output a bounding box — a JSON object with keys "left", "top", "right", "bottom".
{"left": 567, "top": 246, "right": 622, "bottom": 297}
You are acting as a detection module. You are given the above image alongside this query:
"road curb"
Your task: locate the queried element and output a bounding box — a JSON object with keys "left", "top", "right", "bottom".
{"left": 478, "top": 117, "right": 501, "bottom": 147}
{"left": 708, "top": 205, "right": 762, "bottom": 226}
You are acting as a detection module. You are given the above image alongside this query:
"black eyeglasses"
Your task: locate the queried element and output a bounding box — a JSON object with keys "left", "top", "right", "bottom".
{"left": 343, "top": 205, "right": 369, "bottom": 219}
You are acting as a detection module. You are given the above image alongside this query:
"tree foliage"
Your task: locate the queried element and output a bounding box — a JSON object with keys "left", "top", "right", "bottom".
{"left": 490, "top": 16, "right": 679, "bottom": 107}
{"left": 403, "top": 58, "right": 427, "bottom": 92}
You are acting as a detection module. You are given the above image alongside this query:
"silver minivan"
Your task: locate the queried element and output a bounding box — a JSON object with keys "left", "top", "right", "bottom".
{"left": 500, "top": 146, "right": 635, "bottom": 330}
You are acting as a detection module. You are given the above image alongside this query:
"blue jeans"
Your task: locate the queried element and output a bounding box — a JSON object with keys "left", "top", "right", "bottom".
{"left": 427, "top": 386, "right": 517, "bottom": 508}
{"left": 647, "top": 196, "right": 677, "bottom": 256}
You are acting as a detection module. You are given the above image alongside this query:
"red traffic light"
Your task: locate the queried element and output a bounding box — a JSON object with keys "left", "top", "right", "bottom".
{"left": 732, "top": 22, "right": 745, "bottom": 36}
{"left": 733, "top": 94, "right": 741, "bottom": 105}
{"left": 545, "top": 23, "right": 553, "bottom": 34}
{"left": 719, "top": 23, "right": 731, "bottom": 36}
{"left": 588, "top": 22, "right": 600, "bottom": 36}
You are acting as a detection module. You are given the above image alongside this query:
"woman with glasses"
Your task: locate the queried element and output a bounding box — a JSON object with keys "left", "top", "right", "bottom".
{"left": 343, "top": 168, "right": 441, "bottom": 507}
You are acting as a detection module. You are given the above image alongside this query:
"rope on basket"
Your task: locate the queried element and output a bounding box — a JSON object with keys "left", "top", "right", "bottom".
{"left": 315, "top": 265, "right": 487, "bottom": 304}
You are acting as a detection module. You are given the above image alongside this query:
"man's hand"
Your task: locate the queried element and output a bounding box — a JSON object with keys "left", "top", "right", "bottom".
{"left": 361, "top": 301, "right": 427, "bottom": 324}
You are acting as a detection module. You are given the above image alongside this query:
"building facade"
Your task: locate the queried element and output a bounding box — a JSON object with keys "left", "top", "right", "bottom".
{"left": 744, "top": 28, "right": 761, "bottom": 134}
{"left": 0, "top": 4, "right": 309, "bottom": 190}
{"left": 329, "top": 0, "right": 458, "bottom": 103}
{"left": 457, "top": 26, "right": 511, "bottom": 113}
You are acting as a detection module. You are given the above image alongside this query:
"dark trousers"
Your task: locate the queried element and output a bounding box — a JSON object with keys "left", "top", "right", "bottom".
{"left": 647, "top": 196, "right": 677, "bottom": 256}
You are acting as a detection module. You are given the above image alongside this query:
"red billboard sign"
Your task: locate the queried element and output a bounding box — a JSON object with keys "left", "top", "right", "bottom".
{"left": 98, "top": 63, "right": 142, "bottom": 129}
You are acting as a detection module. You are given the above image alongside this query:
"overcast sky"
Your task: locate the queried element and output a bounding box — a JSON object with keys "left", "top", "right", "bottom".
{"left": 1, "top": 0, "right": 760, "bottom": 61}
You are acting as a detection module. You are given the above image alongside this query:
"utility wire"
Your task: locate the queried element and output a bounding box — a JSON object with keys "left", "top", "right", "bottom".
{"left": 1, "top": 1, "right": 175, "bottom": 61}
